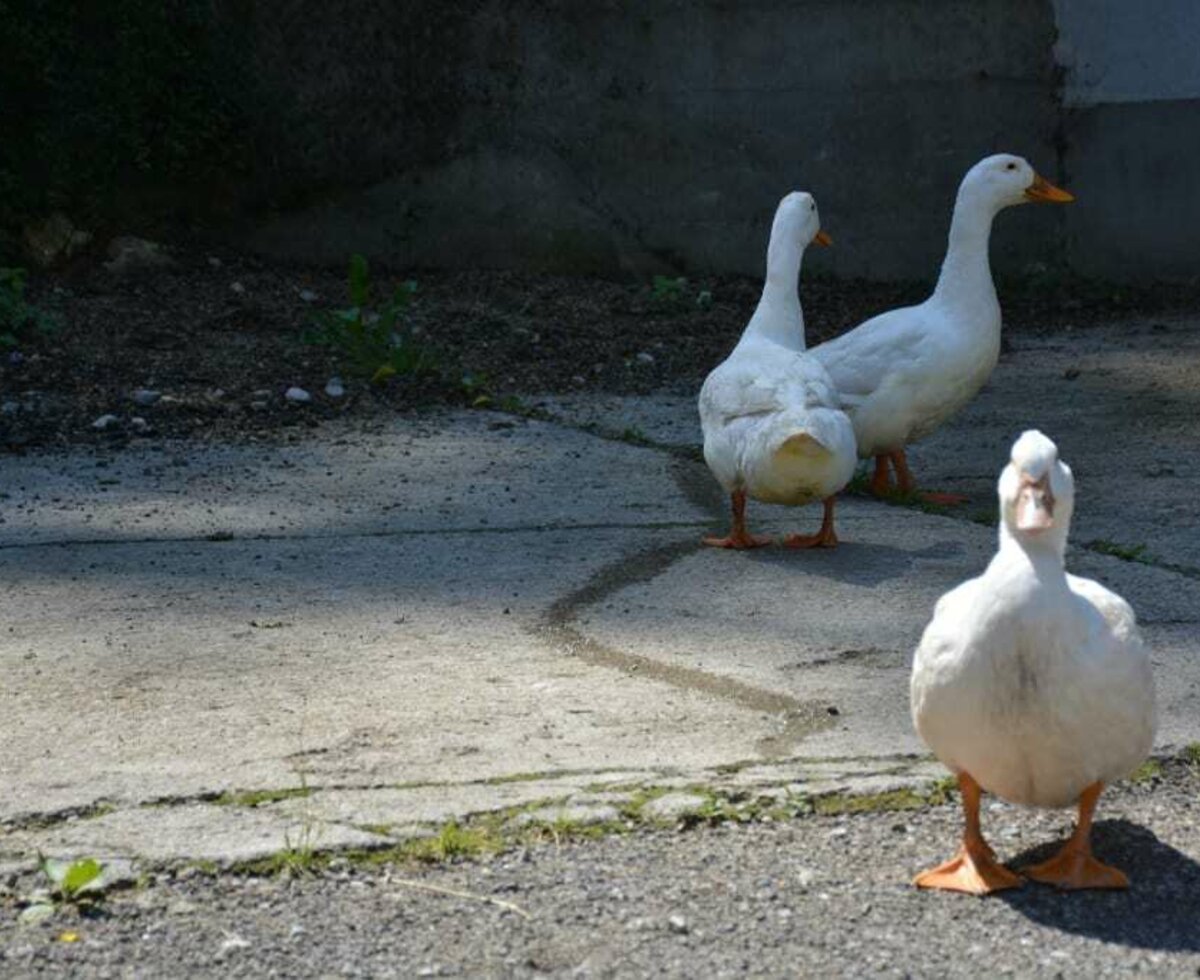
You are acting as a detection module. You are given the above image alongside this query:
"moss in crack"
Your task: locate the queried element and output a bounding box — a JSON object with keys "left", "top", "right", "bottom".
{"left": 11, "top": 801, "right": 116, "bottom": 832}
{"left": 357, "top": 823, "right": 395, "bottom": 837}
{"left": 1087, "top": 539, "right": 1152, "bottom": 564}
{"left": 223, "top": 778, "right": 959, "bottom": 878}
{"left": 812, "top": 779, "right": 956, "bottom": 816}
{"left": 214, "top": 786, "right": 312, "bottom": 808}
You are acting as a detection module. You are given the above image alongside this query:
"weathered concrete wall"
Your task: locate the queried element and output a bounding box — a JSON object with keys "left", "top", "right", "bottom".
{"left": 239, "top": 0, "right": 1063, "bottom": 281}
{"left": 1053, "top": 0, "right": 1200, "bottom": 280}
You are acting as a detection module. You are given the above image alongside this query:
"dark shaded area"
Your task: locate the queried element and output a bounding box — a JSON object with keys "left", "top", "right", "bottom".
{"left": 0, "top": 0, "right": 249, "bottom": 255}
{"left": 1000, "top": 818, "right": 1200, "bottom": 953}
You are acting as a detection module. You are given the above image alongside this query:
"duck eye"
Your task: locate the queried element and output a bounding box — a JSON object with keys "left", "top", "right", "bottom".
{"left": 1005, "top": 162, "right": 1016, "bottom": 171}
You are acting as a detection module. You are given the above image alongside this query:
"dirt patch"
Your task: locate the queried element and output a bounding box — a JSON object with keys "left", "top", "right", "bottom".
{"left": 3, "top": 244, "right": 1198, "bottom": 452}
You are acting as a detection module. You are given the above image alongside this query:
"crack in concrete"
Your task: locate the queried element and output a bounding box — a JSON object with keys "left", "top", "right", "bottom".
{"left": 535, "top": 406, "right": 1200, "bottom": 587}
{"left": 536, "top": 462, "right": 835, "bottom": 758}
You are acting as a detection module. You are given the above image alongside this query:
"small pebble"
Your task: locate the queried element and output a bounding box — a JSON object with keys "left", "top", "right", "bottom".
{"left": 285, "top": 387, "right": 312, "bottom": 404}
{"left": 230, "top": 281, "right": 245, "bottom": 294}
{"left": 207, "top": 256, "right": 222, "bottom": 269}
{"left": 132, "top": 388, "right": 161, "bottom": 406}
{"left": 130, "top": 417, "right": 149, "bottom": 432}
{"left": 218, "top": 934, "right": 251, "bottom": 954}
{"left": 324, "top": 377, "right": 345, "bottom": 399}
{"left": 1, "top": 401, "right": 18, "bottom": 416}
{"left": 91, "top": 414, "right": 119, "bottom": 430}
{"left": 636, "top": 351, "right": 655, "bottom": 365}
{"left": 299, "top": 289, "right": 318, "bottom": 302}
{"left": 668, "top": 914, "right": 689, "bottom": 934}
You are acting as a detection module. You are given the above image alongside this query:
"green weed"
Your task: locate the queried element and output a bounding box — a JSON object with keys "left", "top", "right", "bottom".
{"left": 18, "top": 854, "right": 117, "bottom": 923}
{"left": 303, "top": 254, "right": 434, "bottom": 384}
{"left": 650, "top": 275, "right": 688, "bottom": 306}
{"left": 0, "top": 267, "right": 59, "bottom": 349}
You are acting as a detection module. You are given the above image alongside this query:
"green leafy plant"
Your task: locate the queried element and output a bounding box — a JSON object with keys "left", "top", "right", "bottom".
{"left": 19, "top": 854, "right": 114, "bottom": 922}
{"left": 650, "top": 275, "right": 688, "bottom": 306}
{"left": 302, "top": 254, "right": 435, "bottom": 384}
{"left": 0, "top": 267, "right": 60, "bottom": 349}
{"left": 459, "top": 370, "right": 493, "bottom": 408}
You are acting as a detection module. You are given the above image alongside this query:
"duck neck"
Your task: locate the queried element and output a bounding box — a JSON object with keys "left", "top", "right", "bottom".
{"left": 931, "top": 188, "right": 1000, "bottom": 314}
{"left": 741, "top": 235, "right": 806, "bottom": 351}
{"left": 997, "top": 521, "right": 1069, "bottom": 575}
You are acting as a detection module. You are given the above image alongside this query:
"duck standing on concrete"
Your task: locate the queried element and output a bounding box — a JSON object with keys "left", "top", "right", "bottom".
{"left": 812, "top": 155, "right": 1073, "bottom": 504}
{"left": 910, "top": 430, "right": 1155, "bottom": 894}
{"left": 699, "top": 192, "right": 856, "bottom": 549}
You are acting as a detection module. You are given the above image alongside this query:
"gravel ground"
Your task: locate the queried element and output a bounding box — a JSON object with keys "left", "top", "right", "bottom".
{"left": 2, "top": 764, "right": 1197, "bottom": 978}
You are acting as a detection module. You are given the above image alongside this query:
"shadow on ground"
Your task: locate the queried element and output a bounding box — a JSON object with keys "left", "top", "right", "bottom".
{"left": 743, "top": 538, "right": 966, "bottom": 588}
{"left": 1000, "top": 819, "right": 1200, "bottom": 952}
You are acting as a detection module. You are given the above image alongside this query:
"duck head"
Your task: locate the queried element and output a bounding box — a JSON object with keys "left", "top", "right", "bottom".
{"left": 771, "top": 191, "right": 832, "bottom": 252}
{"left": 998, "top": 429, "right": 1075, "bottom": 555}
{"left": 960, "top": 154, "right": 1074, "bottom": 212}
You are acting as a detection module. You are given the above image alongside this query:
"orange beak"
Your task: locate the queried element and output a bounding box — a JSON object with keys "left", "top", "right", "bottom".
{"left": 812, "top": 229, "right": 833, "bottom": 247}
{"left": 1025, "top": 173, "right": 1074, "bottom": 204}
{"left": 1015, "top": 475, "right": 1055, "bottom": 532}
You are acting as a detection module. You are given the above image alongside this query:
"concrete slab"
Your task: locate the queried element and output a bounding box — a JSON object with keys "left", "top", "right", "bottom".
{"left": 2, "top": 321, "right": 1198, "bottom": 863}
{"left": 536, "top": 316, "right": 1200, "bottom": 574}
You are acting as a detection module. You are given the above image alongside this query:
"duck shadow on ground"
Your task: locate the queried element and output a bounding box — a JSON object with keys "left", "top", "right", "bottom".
{"left": 999, "top": 819, "right": 1200, "bottom": 952}
{"left": 741, "top": 539, "right": 964, "bottom": 589}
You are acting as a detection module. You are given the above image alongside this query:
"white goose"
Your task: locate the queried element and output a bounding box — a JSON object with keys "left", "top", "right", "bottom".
{"left": 698, "top": 192, "right": 856, "bottom": 549}
{"left": 911, "top": 430, "right": 1155, "bottom": 894}
{"left": 813, "top": 154, "right": 1073, "bottom": 503}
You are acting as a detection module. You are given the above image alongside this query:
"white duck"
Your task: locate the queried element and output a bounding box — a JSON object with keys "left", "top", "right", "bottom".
{"left": 911, "top": 430, "right": 1155, "bottom": 894}
{"left": 698, "top": 192, "right": 856, "bottom": 549}
{"left": 813, "top": 154, "right": 1073, "bottom": 503}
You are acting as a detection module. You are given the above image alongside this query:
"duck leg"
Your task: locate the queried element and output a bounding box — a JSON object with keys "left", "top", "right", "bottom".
{"left": 703, "top": 488, "right": 773, "bottom": 549}
{"left": 913, "top": 772, "right": 1023, "bottom": 895}
{"left": 1022, "top": 782, "right": 1128, "bottom": 890}
{"left": 869, "top": 454, "right": 893, "bottom": 497}
{"left": 891, "top": 449, "right": 970, "bottom": 506}
{"left": 783, "top": 497, "right": 839, "bottom": 549}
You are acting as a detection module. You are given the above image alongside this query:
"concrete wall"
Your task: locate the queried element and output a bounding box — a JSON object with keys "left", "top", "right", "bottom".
{"left": 1053, "top": 0, "right": 1200, "bottom": 280}
{"left": 239, "top": 0, "right": 1062, "bottom": 280}
{"left": 231, "top": 1, "right": 1197, "bottom": 283}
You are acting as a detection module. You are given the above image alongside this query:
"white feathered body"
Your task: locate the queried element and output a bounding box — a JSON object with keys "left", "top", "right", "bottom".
{"left": 911, "top": 551, "right": 1155, "bottom": 808}
{"left": 812, "top": 294, "right": 1001, "bottom": 459}
{"left": 700, "top": 335, "right": 856, "bottom": 505}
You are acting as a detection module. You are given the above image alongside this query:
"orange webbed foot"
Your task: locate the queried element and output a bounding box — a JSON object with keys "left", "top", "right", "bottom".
{"left": 914, "top": 845, "right": 1024, "bottom": 896}
{"left": 782, "top": 528, "right": 838, "bottom": 549}
{"left": 782, "top": 497, "right": 840, "bottom": 549}
{"left": 1023, "top": 848, "right": 1129, "bottom": 891}
{"left": 702, "top": 531, "right": 773, "bottom": 550}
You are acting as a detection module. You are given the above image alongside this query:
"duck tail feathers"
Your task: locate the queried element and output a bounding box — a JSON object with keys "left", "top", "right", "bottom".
{"left": 773, "top": 430, "right": 831, "bottom": 461}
